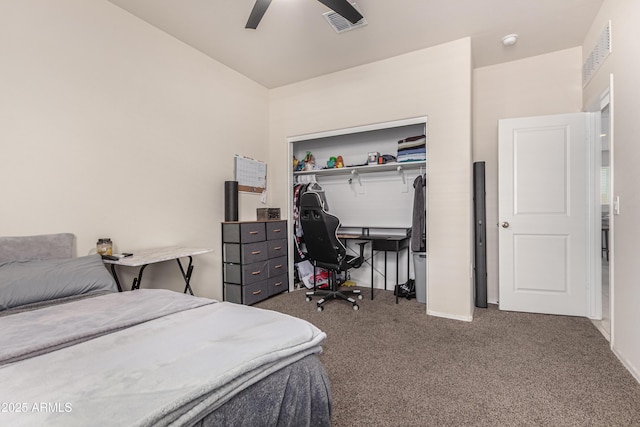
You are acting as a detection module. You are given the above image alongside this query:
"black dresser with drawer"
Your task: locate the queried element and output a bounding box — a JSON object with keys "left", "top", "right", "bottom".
{"left": 222, "top": 220, "right": 288, "bottom": 305}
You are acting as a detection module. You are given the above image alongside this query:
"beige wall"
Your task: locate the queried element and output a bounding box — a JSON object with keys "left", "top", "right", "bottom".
{"left": 269, "top": 39, "right": 475, "bottom": 321}
{"left": 0, "top": 0, "right": 269, "bottom": 299}
{"left": 473, "top": 48, "right": 584, "bottom": 303}
{"left": 583, "top": 0, "right": 640, "bottom": 382}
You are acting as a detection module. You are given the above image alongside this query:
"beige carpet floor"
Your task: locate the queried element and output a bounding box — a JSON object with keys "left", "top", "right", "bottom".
{"left": 256, "top": 287, "right": 640, "bottom": 426}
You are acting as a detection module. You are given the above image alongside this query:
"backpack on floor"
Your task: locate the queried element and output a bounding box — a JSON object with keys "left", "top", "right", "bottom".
{"left": 394, "top": 279, "right": 416, "bottom": 300}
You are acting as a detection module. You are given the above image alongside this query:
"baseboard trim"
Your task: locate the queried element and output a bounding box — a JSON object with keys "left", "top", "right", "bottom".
{"left": 427, "top": 309, "right": 473, "bottom": 322}
{"left": 591, "top": 319, "right": 611, "bottom": 342}
{"left": 612, "top": 346, "right": 640, "bottom": 385}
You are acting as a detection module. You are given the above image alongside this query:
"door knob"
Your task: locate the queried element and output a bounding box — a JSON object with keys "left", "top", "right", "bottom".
{"left": 501, "top": 222, "right": 510, "bottom": 228}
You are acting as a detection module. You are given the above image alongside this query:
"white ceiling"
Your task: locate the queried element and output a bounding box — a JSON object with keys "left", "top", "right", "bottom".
{"left": 107, "top": 0, "right": 603, "bottom": 89}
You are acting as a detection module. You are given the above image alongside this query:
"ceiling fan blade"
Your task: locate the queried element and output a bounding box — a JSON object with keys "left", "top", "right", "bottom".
{"left": 245, "top": 0, "right": 272, "bottom": 29}
{"left": 316, "top": 0, "right": 363, "bottom": 24}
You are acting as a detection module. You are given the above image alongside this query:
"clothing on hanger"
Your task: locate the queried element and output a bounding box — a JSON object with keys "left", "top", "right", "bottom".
{"left": 292, "top": 183, "right": 309, "bottom": 261}
{"left": 411, "top": 174, "right": 426, "bottom": 252}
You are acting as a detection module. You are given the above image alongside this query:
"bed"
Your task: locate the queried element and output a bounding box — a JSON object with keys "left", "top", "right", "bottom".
{"left": 0, "top": 233, "right": 332, "bottom": 426}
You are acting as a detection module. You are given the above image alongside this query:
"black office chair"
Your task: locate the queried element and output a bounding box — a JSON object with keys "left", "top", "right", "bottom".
{"left": 299, "top": 191, "right": 366, "bottom": 311}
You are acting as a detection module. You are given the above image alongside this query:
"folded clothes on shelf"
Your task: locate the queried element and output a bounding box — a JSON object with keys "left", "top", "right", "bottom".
{"left": 397, "top": 135, "right": 426, "bottom": 149}
{"left": 397, "top": 134, "right": 426, "bottom": 162}
{"left": 398, "top": 154, "right": 426, "bottom": 163}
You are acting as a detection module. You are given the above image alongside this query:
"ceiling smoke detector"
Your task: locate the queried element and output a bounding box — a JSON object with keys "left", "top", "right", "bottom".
{"left": 323, "top": 2, "right": 367, "bottom": 33}
{"left": 502, "top": 33, "right": 519, "bottom": 46}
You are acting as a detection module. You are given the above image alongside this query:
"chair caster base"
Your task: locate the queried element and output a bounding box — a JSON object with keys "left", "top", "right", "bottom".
{"left": 306, "top": 287, "right": 362, "bottom": 312}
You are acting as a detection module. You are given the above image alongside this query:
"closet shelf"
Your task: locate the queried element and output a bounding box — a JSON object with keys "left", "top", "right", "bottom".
{"left": 293, "top": 160, "right": 425, "bottom": 177}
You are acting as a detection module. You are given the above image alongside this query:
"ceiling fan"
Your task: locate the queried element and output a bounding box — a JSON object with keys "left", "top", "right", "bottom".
{"left": 245, "top": 0, "right": 363, "bottom": 29}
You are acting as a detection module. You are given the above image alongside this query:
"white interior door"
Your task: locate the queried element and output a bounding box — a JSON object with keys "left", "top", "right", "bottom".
{"left": 498, "top": 113, "right": 597, "bottom": 316}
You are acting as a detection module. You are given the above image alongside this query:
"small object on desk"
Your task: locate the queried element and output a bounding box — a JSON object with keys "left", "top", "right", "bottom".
{"left": 96, "top": 238, "right": 113, "bottom": 256}
{"left": 102, "top": 253, "right": 133, "bottom": 260}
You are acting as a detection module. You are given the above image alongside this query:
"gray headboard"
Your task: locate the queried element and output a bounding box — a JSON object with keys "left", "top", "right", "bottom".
{"left": 0, "top": 233, "right": 75, "bottom": 263}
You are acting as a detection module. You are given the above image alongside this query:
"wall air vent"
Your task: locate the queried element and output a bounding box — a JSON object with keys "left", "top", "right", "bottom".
{"left": 323, "top": 2, "right": 367, "bottom": 34}
{"left": 583, "top": 21, "right": 611, "bottom": 87}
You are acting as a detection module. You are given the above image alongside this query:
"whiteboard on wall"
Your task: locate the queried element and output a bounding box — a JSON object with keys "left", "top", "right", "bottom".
{"left": 234, "top": 154, "right": 267, "bottom": 193}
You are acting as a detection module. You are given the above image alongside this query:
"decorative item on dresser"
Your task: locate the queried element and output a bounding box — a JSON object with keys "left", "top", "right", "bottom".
{"left": 222, "top": 220, "right": 288, "bottom": 305}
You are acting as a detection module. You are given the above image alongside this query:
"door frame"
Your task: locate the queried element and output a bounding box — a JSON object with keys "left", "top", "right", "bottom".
{"left": 586, "top": 109, "right": 602, "bottom": 320}
{"left": 286, "top": 116, "right": 429, "bottom": 302}
{"left": 586, "top": 76, "right": 614, "bottom": 339}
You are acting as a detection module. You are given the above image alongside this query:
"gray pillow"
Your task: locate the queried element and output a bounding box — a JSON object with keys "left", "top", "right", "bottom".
{"left": 0, "top": 233, "right": 74, "bottom": 263}
{"left": 0, "top": 254, "right": 118, "bottom": 311}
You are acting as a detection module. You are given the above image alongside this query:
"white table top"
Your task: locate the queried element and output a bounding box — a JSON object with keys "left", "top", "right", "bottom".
{"left": 102, "top": 246, "right": 213, "bottom": 267}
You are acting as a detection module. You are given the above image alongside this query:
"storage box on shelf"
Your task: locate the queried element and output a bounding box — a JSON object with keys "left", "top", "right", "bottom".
{"left": 222, "top": 220, "right": 288, "bottom": 305}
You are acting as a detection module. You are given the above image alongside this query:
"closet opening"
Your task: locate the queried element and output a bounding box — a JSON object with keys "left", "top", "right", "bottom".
{"left": 287, "top": 117, "right": 429, "bottom": 307}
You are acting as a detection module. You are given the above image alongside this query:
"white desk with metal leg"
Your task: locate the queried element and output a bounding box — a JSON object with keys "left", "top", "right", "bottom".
{"left": 103, "top": 246, "right": 213, "bottom": 294}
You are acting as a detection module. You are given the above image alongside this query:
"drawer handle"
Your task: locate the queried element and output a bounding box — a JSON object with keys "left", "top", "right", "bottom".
{"left": 274, "top": 282, "right": 283, "bottom": 287}
{"left": 272, "top": 229, "right": 281, "bottom": 233}
{"left": 273, "top": 246, "right": 282, "bottom": 250}
{"left": 252, "top": 270, "right": 262, "bottom": 275}
{"left": 251, "top": 250, "right": 261, "bottom": 255}
{"left": 274, "top": 264, "right": 283, "bottom": 269}
{"left": 249, "top": 231, "right": 259, "bottom": 235}
{"left": 252, "top": 290, "right": 262, "bottom": 295}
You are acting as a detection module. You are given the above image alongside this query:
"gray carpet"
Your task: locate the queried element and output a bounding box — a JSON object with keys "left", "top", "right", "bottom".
{"left": 255, "top": 287, "right": 640, "bottom": 426}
